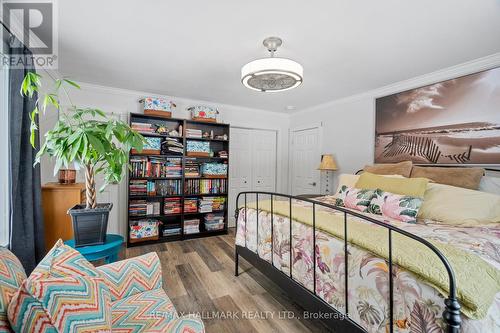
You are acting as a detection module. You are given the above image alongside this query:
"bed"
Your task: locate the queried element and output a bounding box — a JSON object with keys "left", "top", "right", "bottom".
{"left": 233, "top": 170, "right": 500, "bottom": 333}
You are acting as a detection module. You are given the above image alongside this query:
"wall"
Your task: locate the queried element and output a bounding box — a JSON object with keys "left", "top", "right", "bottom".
{"left": 39, "top": 79, "right": 290, "bottom": 235}
{"left": 290, "top": 53, "right": 500, "bottom": 189}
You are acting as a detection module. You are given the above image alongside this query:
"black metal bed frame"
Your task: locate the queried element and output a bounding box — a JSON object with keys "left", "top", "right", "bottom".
{"left": 234, "top": 191, "right": 462, "bottom": 333}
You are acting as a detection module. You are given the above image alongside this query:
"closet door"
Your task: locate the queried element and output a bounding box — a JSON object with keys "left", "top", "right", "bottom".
{"left": 251, "top": 129, "right": 277, "bottom": 192}
{"left": 228, "top": 128, "right": 277, "bottom": 227}
{"left": 229, "top": 128, "right": 253, "bottom": 226}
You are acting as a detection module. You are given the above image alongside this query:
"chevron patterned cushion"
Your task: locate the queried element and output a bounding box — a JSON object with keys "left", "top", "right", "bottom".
{"left": 8, "top": 275, "right": 112, "bottom": 332}
{"left": 110, "top": 288, "right": 177, "bottom": 332}
{"left": 31, "top": 240, "right": 100, "bottom": 279}
{"left": 97, "top": 252, "right": 162, "bottom": 301}
{"left": 0, "top": 247, "right": 27, "bottom": 332}
{"left": 7, "top": 281, "right": 57, "bottom": 333}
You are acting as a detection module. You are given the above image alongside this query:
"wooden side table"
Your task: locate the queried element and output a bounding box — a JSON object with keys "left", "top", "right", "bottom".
{"left": 65, "top": 234, "right": 124, "bottom": 264}
{"left": 42, "top": 182, "right": 86, "bottom": 251}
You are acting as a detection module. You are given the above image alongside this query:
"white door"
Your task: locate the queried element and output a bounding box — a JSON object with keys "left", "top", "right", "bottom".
{"left": 229, "top": 128, "right": 253, "bottom": 226}
{"left": 252, "top": 129, "right": 277, "bottom": 192}
{"left": 228, "top": 128, "right": 277, "bottom": 226}
{"left": 290, "top": 127, "right": 321, "bottom": 195}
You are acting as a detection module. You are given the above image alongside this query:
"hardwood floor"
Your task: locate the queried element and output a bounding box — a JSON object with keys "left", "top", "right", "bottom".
{"left": 126, "top": 228, "right": 331, "bottom": 333}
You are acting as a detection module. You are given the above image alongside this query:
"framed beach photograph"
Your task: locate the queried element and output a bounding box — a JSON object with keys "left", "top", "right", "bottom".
{"left": 375, "top": 67, "right": 500, "bottom": 164}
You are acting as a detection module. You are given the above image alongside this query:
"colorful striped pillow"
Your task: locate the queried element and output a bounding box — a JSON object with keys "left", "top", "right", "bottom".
{"left": 0, "top": 247, "right": 27, "bottom": 332}
{"left": 8, "top": 275, "right": 112, "bottom": 332}
{"left": 31, "top": 240, "right": 100, "bottom": 279}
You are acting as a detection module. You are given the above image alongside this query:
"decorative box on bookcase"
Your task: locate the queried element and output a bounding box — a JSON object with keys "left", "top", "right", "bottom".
{"left": 127, "top": 113, "right": 230, "bottom": 247}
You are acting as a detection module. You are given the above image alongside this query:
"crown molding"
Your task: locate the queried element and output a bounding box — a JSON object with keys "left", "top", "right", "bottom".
{"left": 75, "top": 81, "right": 286, "bottom": 116}
{"left": 294, "top": 52, "right": 500, "bottom": 115}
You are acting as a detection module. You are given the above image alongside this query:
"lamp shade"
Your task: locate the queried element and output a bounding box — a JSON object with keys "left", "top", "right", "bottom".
{"left": 318, "top": 154, "right": 337, "bottom": 171}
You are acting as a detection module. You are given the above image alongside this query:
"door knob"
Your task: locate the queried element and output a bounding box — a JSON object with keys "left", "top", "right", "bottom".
{"left": 308, "top": 182, "right": 317, "bottom": 186}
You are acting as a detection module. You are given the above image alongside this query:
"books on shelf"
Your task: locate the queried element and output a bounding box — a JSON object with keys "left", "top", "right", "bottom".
{"left": 186, "top": 128, "right": 202, "bottom": 138}
{"left": 128, "top": 115, "right": 230, "bottom": 244}
{"left": 217, "top": 150, "right": 228, "bottom": 159}
{"left": 184, "top": 198, "right": 198, "bottom": 213}
{"left": 161, "top": 137, "right": 184, "bottom": 155}
{"left": 185, "top": 159, "right": 200, "bottom": 177}
{"left": 163, "top": 227, "right": 181, "bottom": 236}
{"left": 164, "top": 197, "right": 182, "bottom": 215}
{"left": 129, "top": 200, "right": 160, "bottom": 216}
{"left": 129, "top": 180, "right": 147, "bottom": 196}
{"left": 184, "top": 218, "right": 200, "bottom": 234}
{"left": 204, "top": 213, "right": 225, "bottom": 231}
{"left": 130, "top": 179, "right": 182, "bottom": 196}
{"left": 198, "top": 196, "right": 225, "bottom": 213}
{"left": 130, "top": 157, "right": 182, "bottom": 178}
{"left": 156, "top": 179, "right": 182, "bottom": 195}
{"left": 131, "top": 122, "right": 155, "bottom": 134}
{"left": 185, "top": 179, "right": 227, "bottom": 195}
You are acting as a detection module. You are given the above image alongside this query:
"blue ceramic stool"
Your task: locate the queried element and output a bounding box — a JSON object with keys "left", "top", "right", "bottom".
{"left": 65, "top": 234, "right": 124, "bottom": 264}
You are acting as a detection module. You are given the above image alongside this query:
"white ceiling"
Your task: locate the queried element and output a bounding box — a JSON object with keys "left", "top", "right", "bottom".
{"left": 58, "top": 0, "right": 500, "bottom": 113}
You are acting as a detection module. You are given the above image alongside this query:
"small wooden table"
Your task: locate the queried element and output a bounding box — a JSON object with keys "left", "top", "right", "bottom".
{"left": 65, "top": 234, "right": 124, "bottom": 264}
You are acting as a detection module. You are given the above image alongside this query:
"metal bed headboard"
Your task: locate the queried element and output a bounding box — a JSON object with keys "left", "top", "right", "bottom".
{"left": 355, "top": 165, "right": 500, "bottom": 175}
{"left": 234, "top": 192, "right": 462, "bottom": 333}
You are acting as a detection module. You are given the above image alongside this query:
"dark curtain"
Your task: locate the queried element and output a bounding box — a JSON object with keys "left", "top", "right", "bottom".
{"left": 8, "top": 35, "right": 45, "bottom": 274}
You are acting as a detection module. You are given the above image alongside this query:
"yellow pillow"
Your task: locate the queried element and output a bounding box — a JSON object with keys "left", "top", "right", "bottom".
{"left": 355, "top": 172, "right": 428, "bottom": 198}
{"left": 418, "top": 183, "right": 500, "bottom": 225}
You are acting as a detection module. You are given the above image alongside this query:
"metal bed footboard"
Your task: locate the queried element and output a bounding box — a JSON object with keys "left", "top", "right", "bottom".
{"left": 234, "top": 191, "right": 461, "bottom": 333}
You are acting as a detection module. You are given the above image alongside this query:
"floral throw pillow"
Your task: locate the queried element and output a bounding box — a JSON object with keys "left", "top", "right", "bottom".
{"left": 335, "top": 186, "right": 376, "bottom": 213}
{"left": 370, "top": 190, "right": 423, "bottom": 223}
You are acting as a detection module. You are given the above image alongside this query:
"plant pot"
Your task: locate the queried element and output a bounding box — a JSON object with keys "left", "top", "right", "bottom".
{"left": 68, "top": 203, "right": 113, "bottom": 247}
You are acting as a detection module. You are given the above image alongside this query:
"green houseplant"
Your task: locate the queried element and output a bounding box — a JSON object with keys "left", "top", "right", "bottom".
{"left": 21, "top": 72, "right": 145, "bottom": 246}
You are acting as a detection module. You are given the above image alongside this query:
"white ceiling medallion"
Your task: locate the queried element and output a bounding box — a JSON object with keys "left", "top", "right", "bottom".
{"left": 241, "top": 37, "right": 303, "bottom": 92}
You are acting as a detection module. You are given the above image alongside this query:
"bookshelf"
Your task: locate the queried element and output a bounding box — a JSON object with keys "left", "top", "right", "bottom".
{"left": 127, "top": 113, "right": 229, "bottom": 247}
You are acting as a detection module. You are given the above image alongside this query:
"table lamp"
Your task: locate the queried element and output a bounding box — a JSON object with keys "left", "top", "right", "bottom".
{"left": 318, "top": 154, "right": 338, "bottom": 194}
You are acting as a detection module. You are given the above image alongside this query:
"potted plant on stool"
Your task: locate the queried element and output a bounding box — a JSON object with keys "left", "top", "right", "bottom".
{"left": 21, "top": 73, "right": 145, "bottom": 247}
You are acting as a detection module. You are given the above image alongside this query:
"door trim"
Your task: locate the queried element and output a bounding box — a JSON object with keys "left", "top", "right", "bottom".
{"left": 288, "top": 124, "right": 323, "bottom": 195}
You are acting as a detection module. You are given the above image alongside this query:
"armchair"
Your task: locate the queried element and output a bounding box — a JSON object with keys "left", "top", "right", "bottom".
{"left": 1, "top": 244, "right": 204, "bottom": 333}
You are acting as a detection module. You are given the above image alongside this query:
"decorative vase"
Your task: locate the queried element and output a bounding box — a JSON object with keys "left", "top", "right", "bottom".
{"left": 58, "top": 169, "right": 76, "bottom": 184}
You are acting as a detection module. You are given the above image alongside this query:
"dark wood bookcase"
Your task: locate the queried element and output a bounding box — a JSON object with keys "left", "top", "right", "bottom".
{"left": 127, "top": 112, "right": 229, "bottom": 247}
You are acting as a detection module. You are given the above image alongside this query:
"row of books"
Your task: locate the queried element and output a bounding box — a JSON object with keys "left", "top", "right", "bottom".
{"left": 131, "top": 122, "right": 155, "bottom": 133}
{"left": 184, "top": 179, "right": 227, "bottom": 194}
{"left": 129, "top": 180, "right": 147, "bottom": 196}
{"left": 130, "top": 156, "right": 182, "bottom": 178}
{"left": 161, "top": 138, "right": 184, "bottom": 155}
{"left": 184, "top": 198, "right": 198, "bottom": 213}
{"left": 184, "top": 218, "right": 200, "bottom": 234}
{"left": 129, "top": 200, "right": 161, "bottom": 216}
{"left": 185, "top": 159, "right": 200, "bottom": 177}
{"left": 164, "top": 198, "right": 182, "bottom": 215}
{"left": 198, "top": 196, "right": 226, "bottom": 213}
{"left": 204, "top": 213, "right": 225, "bottom": 231}
{"left": 163, "top": 227, "right": 181, "bottom": 237}
{"left": 186, "top": 128, "right": 202, "bottom": 138}
{"left": 130, "top": 179, "right": 182, "bottom": 196}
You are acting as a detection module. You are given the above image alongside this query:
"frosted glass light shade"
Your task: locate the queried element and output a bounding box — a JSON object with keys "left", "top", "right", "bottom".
{"left": 241, "top": 57, "right": 303, "bottom": 92}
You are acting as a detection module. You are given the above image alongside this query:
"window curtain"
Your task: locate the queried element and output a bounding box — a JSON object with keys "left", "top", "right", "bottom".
{"left": 8, "top": 35, "right": 45, "bottom": 274}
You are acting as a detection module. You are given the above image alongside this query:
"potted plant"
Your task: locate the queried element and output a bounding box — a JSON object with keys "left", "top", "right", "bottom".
{"left": 21, "top": 72, "right": 145, "bottom": 246}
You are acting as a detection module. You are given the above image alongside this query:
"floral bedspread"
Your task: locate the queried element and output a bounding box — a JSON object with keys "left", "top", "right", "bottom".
{"left": 235, "top": 199, "right": 500, "bottom": 333}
